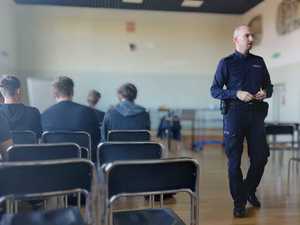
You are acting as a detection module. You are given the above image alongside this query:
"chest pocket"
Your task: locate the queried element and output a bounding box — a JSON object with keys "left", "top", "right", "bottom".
{"left": 228, "top": 67, "right": 244, "bottom": 87}
{"left": 250, "top": 65, "right": 265, "bottom": 83}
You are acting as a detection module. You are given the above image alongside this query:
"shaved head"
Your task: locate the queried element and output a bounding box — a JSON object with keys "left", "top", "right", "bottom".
{"left": 233, "top": 25, "right": 254, "bottom": 54}
{"left": 233, "top": 25, "right": 250, "bottom": 39}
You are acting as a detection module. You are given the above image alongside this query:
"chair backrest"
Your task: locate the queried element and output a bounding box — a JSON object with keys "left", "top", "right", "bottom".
{"left": 0, "top": 207, "right": 85, "bottom": 225}
{"left": 107, "top": 130, "right": 151, "bottom": 142}
{"left": 97, "top": 142, "right": 163, "bottom": 167}
{"left": 5, "top": 143, "right": 81, "bottom": 162}
{"left": 10, "top": 130, "right": 37, "bottom": 144}
{"left": 41, "top": 131, "right": 91, "bottom": 159}
{"left": 0, "top": 159, "right": 94, "bottom": 200}
{"left": 104, "top": 158, "right": 199, "bottom": 225}
{"left": 104, "top": 158, "right": 199, "bottom": 199}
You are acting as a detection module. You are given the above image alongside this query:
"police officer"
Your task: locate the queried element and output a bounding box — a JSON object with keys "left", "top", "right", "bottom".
{"left": 210, "top": 25, "right": 273, "bottom": 218}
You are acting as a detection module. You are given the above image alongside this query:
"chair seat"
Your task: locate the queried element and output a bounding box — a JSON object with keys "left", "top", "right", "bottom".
{"left": 113, "top": 208, "right": 185, "bottom": 225}
{"left": 0, "top": 207, "right": 85, "bottom": 225}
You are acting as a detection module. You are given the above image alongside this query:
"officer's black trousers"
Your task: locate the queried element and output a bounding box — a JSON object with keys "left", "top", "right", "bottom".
{"left": 223, "top": 103, "right": 269, "bottom": 207}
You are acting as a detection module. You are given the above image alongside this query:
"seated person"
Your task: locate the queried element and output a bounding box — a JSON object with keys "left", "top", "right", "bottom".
{"left": 0, "top": 75, "right": 42, "bottom": 137}
{"left": 87, "top": 89, "right": 105, "bottom": 126}
{"left": 102, "top": 83, "right": 150, "bottom": 141}
{"left": 157, "top": 113, "right": 181, "bottom": 139}
{"left": 42, "top": 76, "right": 100, "bottom": 162}
{"left": 0, "top": 112, "right": 13, "bottom": 156}
{"left": 157, "top": 112, "right": 182, "bottom": 151}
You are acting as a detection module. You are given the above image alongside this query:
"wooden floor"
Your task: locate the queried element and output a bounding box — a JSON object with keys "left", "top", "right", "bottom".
{"left": 115, "top": 142, "right": 300, "bottom": 225}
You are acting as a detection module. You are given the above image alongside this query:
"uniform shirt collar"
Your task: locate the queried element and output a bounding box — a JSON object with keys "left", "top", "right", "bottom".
{"left": 234, "top": 50, "right": 250, "bottom": 59}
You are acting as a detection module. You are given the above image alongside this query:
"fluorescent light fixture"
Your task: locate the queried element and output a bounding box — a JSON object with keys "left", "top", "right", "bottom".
{"left": 122, "top": 0, "right": 143, "bottom": 4}
{"left": 181, "top": 0, "right": 203, "bottom": 8}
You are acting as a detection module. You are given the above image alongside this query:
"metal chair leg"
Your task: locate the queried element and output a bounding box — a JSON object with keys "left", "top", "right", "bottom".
{"left": 160, "top": 194, "right": 164, "bottom": 208}
{"left": 288, "top": 158, "right": 292, "bottom": 195}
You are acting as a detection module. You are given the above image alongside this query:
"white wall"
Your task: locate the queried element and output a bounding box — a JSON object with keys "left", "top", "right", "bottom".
{"left": 27, "top": 77, "right": 55, "bottom": 112}
{"left": 16, "top": 6, "right": 238, "bottom": 75}
{"left": 243, "top": 0, "right": 300, "bottom": 68}
{"left": 242, "top": 0, "right": 300, "bottom": 122}
{"left": 268, "top": 64, "right": 300, "bottom": 122}
{"left": 13, "top": 1, "right": 300, "bottom": 118}
{"left": 0, "top": 0, "right": 17, "bottom": 73}
{"left": 15, "top": 5, "right": 239, "bottom": 110}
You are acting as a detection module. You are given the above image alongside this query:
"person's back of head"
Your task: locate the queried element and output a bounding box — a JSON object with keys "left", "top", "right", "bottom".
{"left": 52, "top": 76, "right": 74, "bottom": 102}
{"left": 117, "top": 83, "right": 137, "bottom": 102}
{"left": 102, "top": 82, "right": 150, "bottom": 141}
{"left": 87, "top": 89, "right": 101, "bottom": 108}
{"left": 0, "top": 75, "right": 22, "bottom": 103}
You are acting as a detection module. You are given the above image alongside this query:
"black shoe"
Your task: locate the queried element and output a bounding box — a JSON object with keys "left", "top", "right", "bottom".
{"left": 247, "top": 194, "right": 261, "bottom": 208}
{"left": 233, "top": 206, "right": 246, "bottom": 218}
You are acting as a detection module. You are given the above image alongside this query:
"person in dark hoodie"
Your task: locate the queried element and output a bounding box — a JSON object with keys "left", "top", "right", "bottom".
{"left": 0, "top": 75, "right": 42, "bottom": 137}
{"left": 42, "top": 76, "right": 100, "bottom": 162}
{"left": 87, "top": 89, "right": 105, "bottom": 127}
{"left": 101, "top": 82, "right": 150, "bottom": 141}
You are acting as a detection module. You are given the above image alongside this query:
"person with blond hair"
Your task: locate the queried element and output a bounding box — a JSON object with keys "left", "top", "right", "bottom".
{"left": 42, "top": 76, "right": 100, "bottom": 162}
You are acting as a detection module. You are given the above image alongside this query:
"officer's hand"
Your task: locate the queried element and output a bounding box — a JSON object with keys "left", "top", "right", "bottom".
{"left": 255, "top": 89, "right": 267, "bottom": 101}
{"left": 236, "top": 90, "right": 254, "bottom": 102}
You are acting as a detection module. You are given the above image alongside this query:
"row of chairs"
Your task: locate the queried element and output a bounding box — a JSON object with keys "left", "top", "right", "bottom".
{"left": 1, "top": 129, "right": 200, "bottom": 225}
{"left": 11, "top": 130, "right": 151, "bottom": 145}
{"left": 10, "top": 130, "right": 151, "bottom": 160}
{"left": 4, "top": 142, "right": 163, "bottom": 167}
{"left": 0, "top": 159, "right": 199, "bottom": 225}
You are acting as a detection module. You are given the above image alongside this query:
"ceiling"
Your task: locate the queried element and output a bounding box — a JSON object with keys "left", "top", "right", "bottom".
{"left": 14, "top": 0, "right": 263, "bottom": 14}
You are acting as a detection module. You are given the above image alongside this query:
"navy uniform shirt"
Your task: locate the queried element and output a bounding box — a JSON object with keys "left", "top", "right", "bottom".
{"left": 211, "top": 51, "right": 273, "bottom": 100}
{"left": 0, "top": 112, "right": 11, "bottom": 143}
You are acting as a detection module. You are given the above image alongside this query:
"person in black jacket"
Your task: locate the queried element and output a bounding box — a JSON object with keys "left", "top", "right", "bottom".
{"left": 87, "top": 89, "right": 105, "bottom": 127}
{"left": 42, "top": 76, "right": 100, "bottom": 162}
{"left": 0, "top": 75, "right": 42, "bottom": 137}
{"left": 101, "top": 83, "right": 150, "bottom": 141}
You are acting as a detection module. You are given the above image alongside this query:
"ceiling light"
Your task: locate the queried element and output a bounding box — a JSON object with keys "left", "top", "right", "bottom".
{"left": 181, "top": 0, "right": 203, "bottom": 8}
{"left": 122, "top": 0, "right": 143, "bottom": 4}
